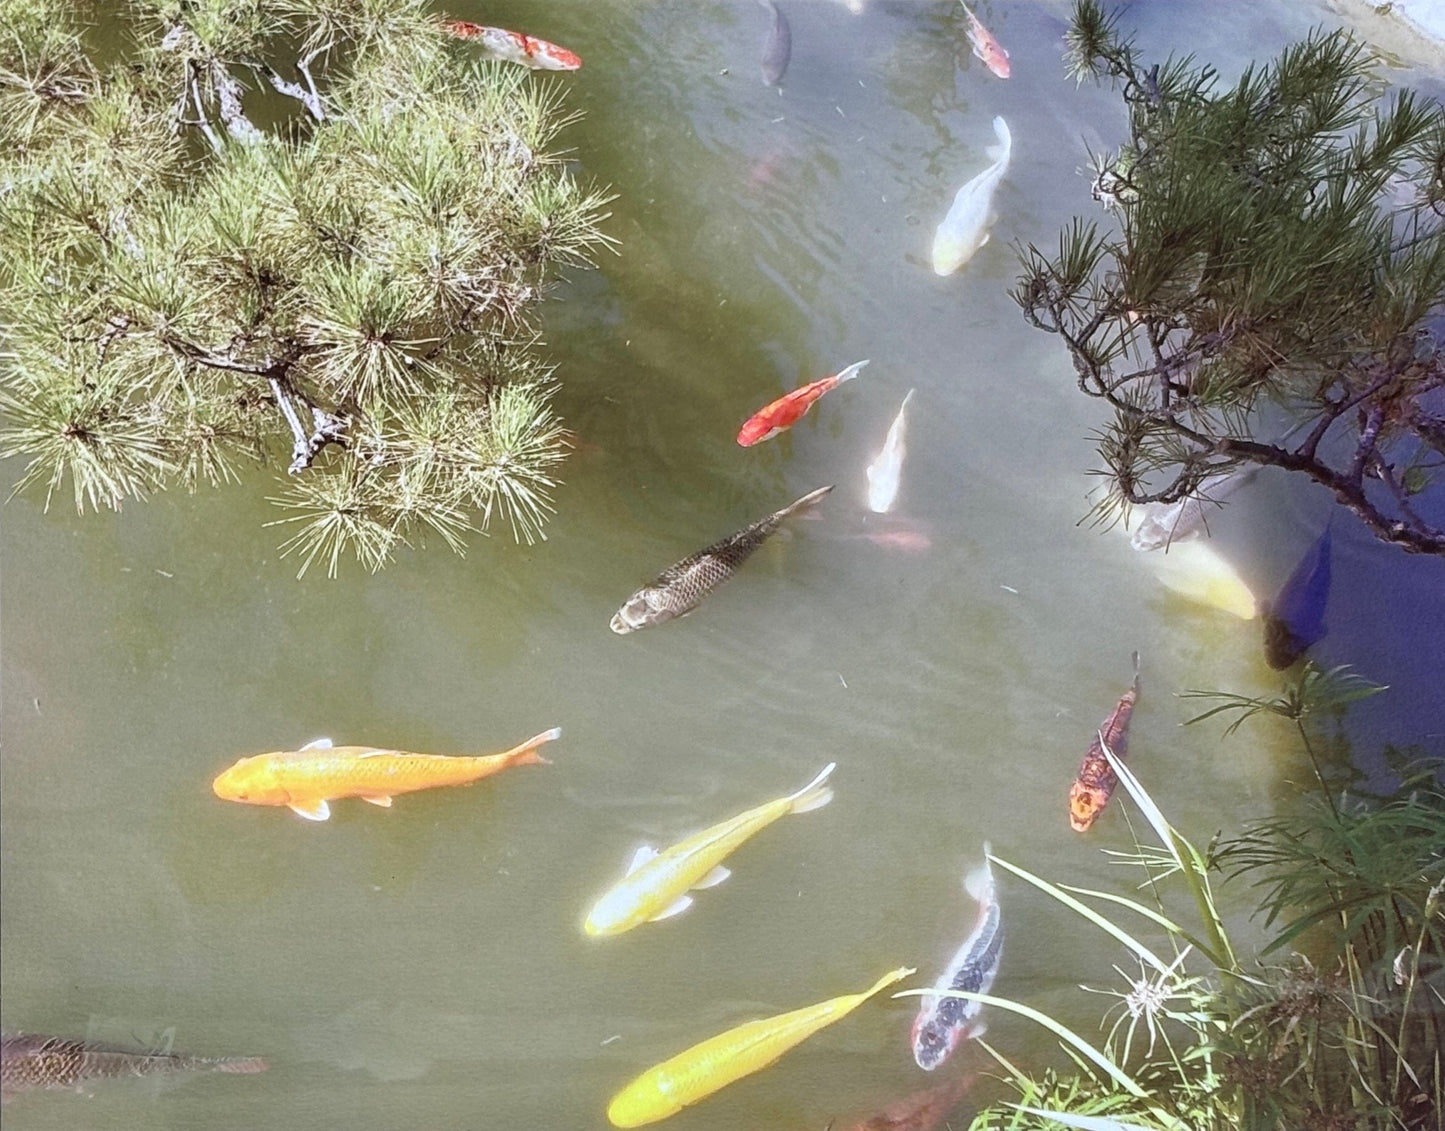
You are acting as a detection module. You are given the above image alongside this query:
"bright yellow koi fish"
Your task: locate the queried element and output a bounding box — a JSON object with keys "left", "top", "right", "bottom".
{"left": 584, "top": 763, "right": 835, "bottom": 937}
{"left": 606, "top": 965, "right": 915, "bottom": 1127}
{"left": 211, "top": 727, "right": 559, "bottom": 821}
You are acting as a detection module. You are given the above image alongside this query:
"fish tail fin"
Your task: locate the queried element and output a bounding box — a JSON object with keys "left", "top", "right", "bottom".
{"left": 965, "top": 844, "right": 994, "bottom": 901}
{"left": 776, "top": 484, "right": 835, "bottom": 522}
{"left": 987, "top": 116, "right": 1011, "bottom": 162}
{"left": 786, "top": 761, "right": 836, "bottom": 814}
{"left": 210, "top": 1056, "right": 268, "bottom": 1075}
{"left": 864, "top": 965, "right": 917, "bottom": 1000}
{"left": 834, "top": 358, "right": 870, "bottom": 384}
{"left": 900, "top": 387, "right": 916, "bottom": 412}
{"left": 1130, "top": 650, "right": 1141, "bottom": 697}
{"left": 501, "top": 726, "right": 561, "bottom": 766}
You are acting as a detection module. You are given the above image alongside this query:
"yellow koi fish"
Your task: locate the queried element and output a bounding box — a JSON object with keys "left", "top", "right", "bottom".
{"left": 606, "top": 966, "right": 915, "bottom": 1127}
{"left": 584, "top": 763, "right": 835, "bottom": 937}
{"left": 211, "top": 727, "right": 560, "bottom": 821}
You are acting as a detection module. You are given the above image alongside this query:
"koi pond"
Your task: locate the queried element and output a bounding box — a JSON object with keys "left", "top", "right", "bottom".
{"left": 2, "top": 1, "right": 1443, "bottom": 1128}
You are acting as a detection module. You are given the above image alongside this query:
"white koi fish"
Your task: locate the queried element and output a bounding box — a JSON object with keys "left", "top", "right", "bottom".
{"left": 865, "top": 389, "right": 915, "bottom": 514}
{"left": 911, "top": 847, "right": 1002, "bottom": 1070}
{"left": 584, "top": 764, "right": 835, "bottom": 937}
{"left": 931, "top": 116, "right": 1011, "bottom": 276}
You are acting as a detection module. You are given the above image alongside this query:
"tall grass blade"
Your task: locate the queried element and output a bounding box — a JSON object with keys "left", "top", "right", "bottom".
{"left": 891, "top": 989, "right": 1150, "bottom": 1099}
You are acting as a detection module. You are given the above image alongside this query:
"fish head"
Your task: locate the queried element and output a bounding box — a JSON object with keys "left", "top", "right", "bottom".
{"left": 910, "top": 1012, "right": 964, "bottom": 1072}
{"left": 735, "top": 417, "right": 778, "bottom": 447}
{"left": 583, "top": 888, "right": 633, "bottom": 937}
{"left": 1067, "top": 780, "right": 1105, "bottom": 832}
{"left": 533, "top": 42, "right": 582, "bottom": 71}
{"left": 212, "top": 755, "right": 287, "bottom": 806}
{"left": 610, "top": 587, "right": 674, "bottom": 634}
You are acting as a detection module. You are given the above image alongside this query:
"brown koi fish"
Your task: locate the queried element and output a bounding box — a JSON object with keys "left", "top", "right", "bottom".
{"left": 1067, "top": 654, "right": 1140, "bottom": 833}
{"left": 1, "top": 1033, "right": 265, "bottom": 1100}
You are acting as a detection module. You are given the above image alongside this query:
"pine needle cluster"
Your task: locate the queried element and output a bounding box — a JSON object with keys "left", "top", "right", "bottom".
{"left": 0, "top": 0, "right": 612, "bottom": 574}
{"left": 1015, "top": 0, "right": 1445, "bottom": 554}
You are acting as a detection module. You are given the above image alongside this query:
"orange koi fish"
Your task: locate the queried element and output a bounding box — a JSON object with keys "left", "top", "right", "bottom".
{"left": 736, "top": 359, "right": 869, "bottom": 446}
{"left": 959, "top": 3, "right": 1009, "bottom": 79}
{"left": 441, "top": 19, "right": 582, "bottom": 71}
{"left": 1068, "top": 656, "right": 1139, "bottom": 832}
{"left": 212, "top": 728, "right": 560, "bottom": 821}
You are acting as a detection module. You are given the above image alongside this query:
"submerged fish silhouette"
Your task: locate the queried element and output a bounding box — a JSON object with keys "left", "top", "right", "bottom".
{"left": 849, "top": 1072, "right": 978, "bottom": 1130}
{"left": 759, "top": 0, "right": 791, "bottom": 85}
{"left": 1262, "top": 523, "right": 1333, "bottom": 669}
{"left": 610, "top": 485, "right": 834, "bottom": 633}
{"left": 1, "top": 1033, "right": 266, "bottom": 1100}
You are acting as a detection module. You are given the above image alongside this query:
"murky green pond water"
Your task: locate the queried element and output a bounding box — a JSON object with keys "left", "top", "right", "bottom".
{"left": 3, "top": 2, "right": 1443, "bottom": 1128}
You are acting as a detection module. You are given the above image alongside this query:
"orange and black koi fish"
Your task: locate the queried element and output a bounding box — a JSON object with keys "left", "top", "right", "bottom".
{"left": 1067, "top": 653, "right": 1140, "bottom": 833}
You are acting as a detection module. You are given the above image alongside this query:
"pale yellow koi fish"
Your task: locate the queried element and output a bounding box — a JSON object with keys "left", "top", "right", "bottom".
{"left": 584, "top": 763, "right": 835, "bottom": 937}
{"left": 1149, "top": 539, "right": 1256, "bottom": 619}
{"left": 606, "top": 966, "right": 915, "bottom": 1127}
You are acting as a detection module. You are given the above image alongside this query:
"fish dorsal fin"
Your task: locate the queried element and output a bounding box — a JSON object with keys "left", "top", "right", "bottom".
{"left": 625, "top": 845, "right": 659, "bottom": 876}
{"left": 692, "top": 865, "right": 731, "bottom": 890}
{"left": 300, "top": 738, "right": 333, "bottom": 751}
{"left": 288, "top": 799, "right": 331, "bottom": 821}
{"left": 361, "top": 795, "right": 393, "bottom": 807}
{"left": 649, "top": 894, "right": 694, "bottom": 922}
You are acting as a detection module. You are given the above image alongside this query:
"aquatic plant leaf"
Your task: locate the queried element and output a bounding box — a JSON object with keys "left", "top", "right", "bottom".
{"left": 987, "top": 854, "right": 1172, "bottom": 975}
{"left": 1058, "top": 884, "right": 1227, "bottom": 971}
{"left": 891, "top": 989, "right": 1151, "bottom": 1101}
{"left": 1012, "top": 1106, "right": 1157, "bottom": 1131}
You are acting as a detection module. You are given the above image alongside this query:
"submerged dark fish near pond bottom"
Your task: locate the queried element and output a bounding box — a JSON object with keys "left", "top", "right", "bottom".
{"left": 1, "top": 1033, "right": 266, "bottom": 1100}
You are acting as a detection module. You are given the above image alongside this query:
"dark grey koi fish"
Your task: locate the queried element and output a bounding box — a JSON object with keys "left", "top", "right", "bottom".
{"left": 1, "top": 1033, "right": 266, "bottom": 1100}
{"left": 610, "top": 484, "right": 834, "bottom": 634}
{"left": 910, "top": 848, "right": 1002, "bottom": 1071}
{"left": 759, "top": 0, "right": 792, "bottom": 86}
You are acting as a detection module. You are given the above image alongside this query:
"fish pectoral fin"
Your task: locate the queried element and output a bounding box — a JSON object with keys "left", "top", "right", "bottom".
{"left": 361, "top": 795, "right": 393, "bottom": 807}
{"left": 625, "top": 845, "right": 659, "bottom": 876}
{"left": 648, "top": 894, "right": 694, "bottom": 922}
{"left": 692, "top": 865, "right": 731, "bottom": 890}
{"left": 288, "top": 799, "right": 331, "bottom": 821}
{"left": 300, "top": 737, "right": 333, "bottom": 751}
{"left": 965, "top": 1019, "right": 988, "bottom": 1040}
{"left": 979, "top": 231, "right": 990, "bottom": 247}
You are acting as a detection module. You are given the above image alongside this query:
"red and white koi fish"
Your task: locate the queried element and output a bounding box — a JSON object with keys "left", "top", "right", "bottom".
{"left": 959, "top": 2, "right": 1009, "bottom": 79}
{"left": 441, "top": 19, "right": 582, "bottom": 71}
{"left": 911, "top": 848, "right": 1002, "bottom": 1071}
{"left": 736, "top": 360, "right": 869, "bottom": 446}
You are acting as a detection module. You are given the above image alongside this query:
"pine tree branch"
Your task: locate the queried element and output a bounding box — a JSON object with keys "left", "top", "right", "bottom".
{"left": 210, "top": 61, "right": 262, "bottom": 144}
{"left": 248, "top": 44, "right": 329, "bottom": 122}
{"left": 185, "top": 60, "right": 222, "bottom": 154}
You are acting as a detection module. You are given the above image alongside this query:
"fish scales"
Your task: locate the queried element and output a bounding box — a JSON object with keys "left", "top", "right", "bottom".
{"left": 1, "top": 1034, "right": 265, "bottom": 1097}
{"left": 1068, "top": 661, "right": 1141, "bottom": 832}
{"left": 912, "top": 854, "right": 1002, "bottom": 1071}
{"left": 928, "top": 902, "right": 1001, "bottom": 1033}
{"left": 610, "top": 486, "right": 833, "bottom": 633}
